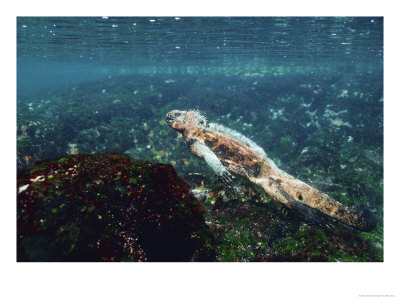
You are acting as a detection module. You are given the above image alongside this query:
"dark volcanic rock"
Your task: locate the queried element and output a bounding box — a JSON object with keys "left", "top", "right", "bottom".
{"left": 17, "top": 153, "right": 214, "bottom": 262}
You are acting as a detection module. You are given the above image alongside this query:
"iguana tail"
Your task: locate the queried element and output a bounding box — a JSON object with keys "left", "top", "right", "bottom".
{"left": 252, "top": 164, "right": 376, "bottom": 232}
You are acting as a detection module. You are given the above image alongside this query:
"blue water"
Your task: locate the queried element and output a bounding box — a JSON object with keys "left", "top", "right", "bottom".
{"left": 16, "top": 17, "right": 384, "bottom": 262}
{"left": 17, "top": 17, "right": 383, "bottom": 95}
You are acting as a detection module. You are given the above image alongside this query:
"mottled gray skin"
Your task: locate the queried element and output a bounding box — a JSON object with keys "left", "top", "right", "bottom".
{"left": 166, "top": 110, "right": 376, "bottom": 232}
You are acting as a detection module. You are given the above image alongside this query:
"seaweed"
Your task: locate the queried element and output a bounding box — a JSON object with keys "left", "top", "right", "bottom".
{"left": 17, "top": 153, "right": 215, "bottom": 262}
{"left": 17, "top": 68, "right": 383, "bottom": 261}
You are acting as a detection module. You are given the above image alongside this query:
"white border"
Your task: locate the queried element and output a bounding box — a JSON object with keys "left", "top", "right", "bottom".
{"left": 2, "top": 1, "right": 399, "bottom": 299}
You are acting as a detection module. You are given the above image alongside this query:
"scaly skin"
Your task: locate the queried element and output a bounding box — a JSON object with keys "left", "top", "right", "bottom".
{"left": 166, "top": 110, "right": 376, "bottom": 232}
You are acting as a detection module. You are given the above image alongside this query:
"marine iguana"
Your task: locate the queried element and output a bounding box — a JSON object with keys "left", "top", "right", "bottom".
{"left": 166, "top": 109, "right": 376, "bottom": 232}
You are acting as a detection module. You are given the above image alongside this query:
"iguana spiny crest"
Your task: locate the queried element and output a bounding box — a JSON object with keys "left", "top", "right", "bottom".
{"left": 166, "top": 109, "right": 376, "bottom": 232}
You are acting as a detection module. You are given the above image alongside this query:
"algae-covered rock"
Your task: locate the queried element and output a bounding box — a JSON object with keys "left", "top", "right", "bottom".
{"left": 17, "top": 153, "right": 214, "bottom": 262}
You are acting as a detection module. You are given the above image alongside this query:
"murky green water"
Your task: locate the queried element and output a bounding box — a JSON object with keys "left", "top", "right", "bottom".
{"left": 17, "top": 17, "right": 383, "bottom": 262}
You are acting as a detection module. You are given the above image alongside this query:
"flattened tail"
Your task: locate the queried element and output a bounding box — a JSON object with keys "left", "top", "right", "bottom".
{"left": 253, "top": 165, "right": 377, "bottom": 232}
{"left": 286, "top": 199, "right": 377, "bottom": 232}
{"left": 330, "top": 202, "right": 377, "bottom": 232}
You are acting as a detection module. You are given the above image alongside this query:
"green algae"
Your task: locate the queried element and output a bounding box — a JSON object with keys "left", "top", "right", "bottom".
{"left": 205, "top": 198, "right": 382, "bottom": 262}
{"left": 17, "top": 69, "right": 383, "bottom": 262}
{"left": 17, "top": 153, "right": 214, "bottom": 262}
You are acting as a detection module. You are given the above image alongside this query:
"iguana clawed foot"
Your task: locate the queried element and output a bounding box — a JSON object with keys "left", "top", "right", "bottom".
{"left": 219, "top": 170, "right": 235, "bottom": 185}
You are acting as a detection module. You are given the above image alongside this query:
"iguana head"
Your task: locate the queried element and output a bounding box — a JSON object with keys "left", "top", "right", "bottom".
{"left": 166, "top": 110, "right": 207, "bottom": 132}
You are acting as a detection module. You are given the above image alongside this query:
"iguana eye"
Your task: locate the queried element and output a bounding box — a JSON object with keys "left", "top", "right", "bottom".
{"left": 175, "top": 113, "right": 181, "bottom": 116}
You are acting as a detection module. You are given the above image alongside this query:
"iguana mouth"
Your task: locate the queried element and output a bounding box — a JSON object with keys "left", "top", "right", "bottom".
{"left": 166, "top": 109, "right": 377, "bottom": 232}
{"left": 165, "top": 113, "right": 174, "bottom": 125}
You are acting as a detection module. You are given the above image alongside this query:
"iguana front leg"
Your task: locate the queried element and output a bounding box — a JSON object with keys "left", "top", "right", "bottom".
{"left": 190, "top": 141, "right": 233, "bottom": 184}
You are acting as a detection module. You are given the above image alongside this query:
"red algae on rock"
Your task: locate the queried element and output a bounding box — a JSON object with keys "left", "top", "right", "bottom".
{"left": 17, "top": 153, "right": 214, "bottom": 262}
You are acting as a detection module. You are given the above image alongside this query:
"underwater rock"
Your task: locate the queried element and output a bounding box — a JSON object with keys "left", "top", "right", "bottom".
{"left": 206, "top": 197, "right": 381, "bottom": 262}
{"left": 16, "top": 71, "right": 383, "bottom": 262}
{"left": 17, "top": 153, "right": 214, "bottom": 262}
